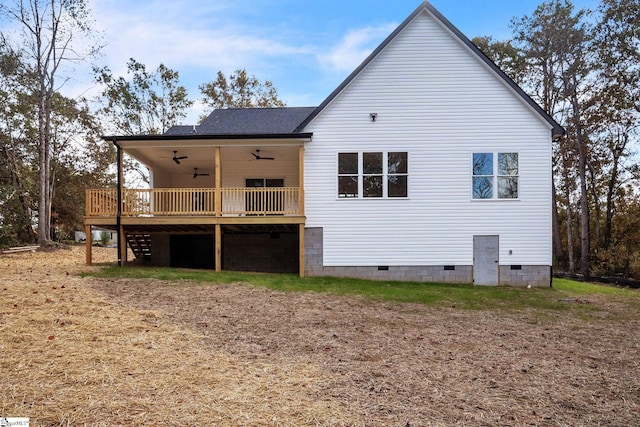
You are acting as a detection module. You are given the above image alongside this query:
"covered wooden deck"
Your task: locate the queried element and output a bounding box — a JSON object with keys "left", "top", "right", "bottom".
{"left": 84, "top": 186, "right": 306, "bottom": 275}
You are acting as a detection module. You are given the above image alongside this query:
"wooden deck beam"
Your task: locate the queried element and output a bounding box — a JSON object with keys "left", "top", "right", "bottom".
{"left": 215, "top": 223, "right": 221, "bottom": 272}
{"left": 299, "top": 224, "right": 305, "bottom": 278}
{"left": 85, "top": 224, "right": 92, "bottom": 265}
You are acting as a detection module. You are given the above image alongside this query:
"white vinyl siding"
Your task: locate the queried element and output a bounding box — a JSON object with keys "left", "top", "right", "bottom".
{"left": 303, "top": 9, "right": 553, "bottom": 267}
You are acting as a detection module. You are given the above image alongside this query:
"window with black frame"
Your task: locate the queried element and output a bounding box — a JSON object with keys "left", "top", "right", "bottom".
{"left": 338, "top": 151, "right": 408, "bottom": 198}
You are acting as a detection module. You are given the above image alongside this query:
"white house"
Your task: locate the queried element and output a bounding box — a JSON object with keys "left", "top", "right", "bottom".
{"left": 84, "top": 1, "right": 563, "bottom": 286}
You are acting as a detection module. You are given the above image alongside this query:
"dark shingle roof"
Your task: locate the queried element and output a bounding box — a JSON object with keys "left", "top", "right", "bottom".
{"left": 165, "top": 107, "right": 316, "bottom": 136}
{"left": 164, "top": 125, "right": 197, "bottom": 136}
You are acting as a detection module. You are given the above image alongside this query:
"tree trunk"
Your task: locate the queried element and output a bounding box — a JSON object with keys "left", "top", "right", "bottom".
{"left": 578, "top": 153, "right": 590, "bottom": 279}
{"left": 566, "top": 187, "right": 575, "bottom": 274}
{"left": 604, "top": 135, "right": 624, "bottom": 250}
{"left": 37, "top": 94, "right": 49, "bottom": 244}
{"left": 588, "top": 164, "right": 601, "bottom": 247}
{"left": 571, "top": 90, "right": 590, "bottom": 280}
{"left": 551, "top": 179, "right": 565, "bottom": 268}
{"left": 3, "top": 144, "right": 36, "bottom": 243}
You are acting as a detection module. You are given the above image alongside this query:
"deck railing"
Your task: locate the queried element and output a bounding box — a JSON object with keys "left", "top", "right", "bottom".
{"left": 221, "top": 187, "right": 300, "bottom": 215}
{"left": 86, "top": 187, "right": 302, "bottom": 217}
{"left": 124, "top": 188, "right": 216, "bottom": 216}
{"left": 86, "top": 189, "right": 118, "bottom": 216}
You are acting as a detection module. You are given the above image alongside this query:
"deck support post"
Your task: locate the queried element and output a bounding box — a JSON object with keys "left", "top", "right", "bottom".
{"left": 215, "top": 224, "right": 222, "bottom": 272}
{"left": 298, "top": 145, "right": 305, "bottom": 277}
{"left": 85, "top": 224, "right": 92, "bottom": 265}
{"left": 214, "top": 147, "right": 221, "bottom": 216}
{"left": 298, "top": 145, "right": 305, "bottom": 216}
{"left": 299, "top": 224, "right": 305, "bottom": 277}
{"left": 115, "top": 139, "right": 124, "bottom": 266}
{"left": 119, "top": 225, "right": 127, "bottom": 265}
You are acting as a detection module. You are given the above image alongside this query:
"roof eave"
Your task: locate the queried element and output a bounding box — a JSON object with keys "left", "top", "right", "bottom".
{"left": 102, "top": 132, "right": 313, "bottom": 143}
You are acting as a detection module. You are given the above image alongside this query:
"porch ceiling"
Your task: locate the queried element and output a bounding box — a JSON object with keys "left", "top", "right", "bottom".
{"left": 124, "top": 144, "right": 301, "bottom": 177}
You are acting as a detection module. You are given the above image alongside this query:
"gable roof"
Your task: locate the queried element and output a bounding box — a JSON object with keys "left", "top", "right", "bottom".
{"left": 165, "top": 107, "right": 316, "bottom": 136}
{"left": 294, "top": 1, "right": 564, "bottom": 139}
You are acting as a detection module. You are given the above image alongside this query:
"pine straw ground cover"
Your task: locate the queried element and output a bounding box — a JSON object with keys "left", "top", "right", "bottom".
{"left": 0, "top": 246, "right": 638, "bottom": 426}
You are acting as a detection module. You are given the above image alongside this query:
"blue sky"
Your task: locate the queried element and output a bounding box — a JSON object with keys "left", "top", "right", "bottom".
{"left": 79, "top": 0, "right": 599, "bottom": 123}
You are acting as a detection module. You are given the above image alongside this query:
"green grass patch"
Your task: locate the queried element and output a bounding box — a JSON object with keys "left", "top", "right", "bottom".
{"left": 551, "top": 278, "right": 639, "bottom": 296}
{"left": 83, "top": 266, "right": 638, "bottom": 311}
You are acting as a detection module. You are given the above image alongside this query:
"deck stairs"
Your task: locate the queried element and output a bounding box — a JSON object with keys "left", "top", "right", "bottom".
{"left": 126, "top": 234, "right": 152, "bottom": 260}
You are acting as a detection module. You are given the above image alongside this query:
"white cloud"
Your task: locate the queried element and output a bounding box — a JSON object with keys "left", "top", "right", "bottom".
{"left": 51, "top": 0, "right": 320, "bottom": 111}
{"left": 103, "top": 23, "right": 306, "bottom": 72}
{"left": 44, "top": 0, "right": 398, "bottom": 117}
{"left": 92, "top": 0, "right": 309, "bottom": 74}
{"left": 319, "top": 23, "right": 397, "bottom": 73}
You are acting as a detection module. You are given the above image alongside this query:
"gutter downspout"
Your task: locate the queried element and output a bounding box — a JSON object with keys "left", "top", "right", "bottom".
{"left": 114, "top": 139, "right": 123, "bottom": 266}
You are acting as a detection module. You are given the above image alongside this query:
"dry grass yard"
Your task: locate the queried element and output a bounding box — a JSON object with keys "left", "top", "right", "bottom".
{"left": 1, "top": 246, "right": 639, "bottom": 426}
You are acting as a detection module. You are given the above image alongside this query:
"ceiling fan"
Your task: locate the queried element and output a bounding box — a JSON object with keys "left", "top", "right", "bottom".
{"left": 172, "top": 150, "right": 188, "bottom": 164}
{"left": 193, "top": 168, "right": 210, "bottom": 179}
{"left": 251, "top": 149, "right": 274, "bottom": 160}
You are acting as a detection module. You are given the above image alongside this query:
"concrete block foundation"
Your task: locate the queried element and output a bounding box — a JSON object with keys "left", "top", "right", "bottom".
{"left": 304, "top": 227, "right": 551, "bottom": 286}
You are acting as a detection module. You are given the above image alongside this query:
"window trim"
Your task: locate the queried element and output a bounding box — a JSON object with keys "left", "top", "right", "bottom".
{"left": 337, "top": 151, "right": 409, "bottom": 199}
{"left": 471, "top": 152, "right": 519, "bottom": 200}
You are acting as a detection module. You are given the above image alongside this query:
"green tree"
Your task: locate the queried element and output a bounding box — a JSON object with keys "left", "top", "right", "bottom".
{"left": 0, "top": 39, "right": 37, "bottom": 245}
{"left": 199, "top": 69, "right": 286, "bottom": 114}
{"left": 48, "top": 93, "right": 114, "bottom": 238}
{"left": 0, "top": 0, "right": 100, "bottom": 244}
{"left": 95, "top": 59, "right": 193, "bottom": 135}
{"left": 509, "top": 0, "right": 640, "bottom": 280}
{"left": 472, "top": 36, "right": 527, "bottom": 84}
{"left": 512, "top": 0, "right": 593, "bottom": 278}
{"left": 588, "top": 0, "right": 640, "bottom": 275}
{"left": 594, "top": 0, "right": 640, "bottom": 115}
{"left": 95, "top": 59, "right": 192, "bottom": 185}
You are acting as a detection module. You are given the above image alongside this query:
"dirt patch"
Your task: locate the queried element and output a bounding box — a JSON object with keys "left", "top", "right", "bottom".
{"left": 1, "top": 246, "right": 639, "bottom": 426}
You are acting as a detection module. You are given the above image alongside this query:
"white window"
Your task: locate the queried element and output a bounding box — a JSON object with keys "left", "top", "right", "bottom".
{"left": 338, "top": 152, "right": 408, "bottom": 198}
{"left": 472, "top": 152, "right": 518, "bottom": 199}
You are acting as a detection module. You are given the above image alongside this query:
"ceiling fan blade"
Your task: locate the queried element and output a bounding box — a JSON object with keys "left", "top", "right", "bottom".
{"left": 173, "top": 151, "right": 188, "bottom": 164}
{"left": 193, "top": 168, "right": 210, "bottom": 178}
{"left": 251, "top": 150, "right": 275, "bottom": 160}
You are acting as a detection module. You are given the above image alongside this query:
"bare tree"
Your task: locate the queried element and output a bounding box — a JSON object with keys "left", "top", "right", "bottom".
{"left": 0, "top": 0, "right": 99, "bottom": 244}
